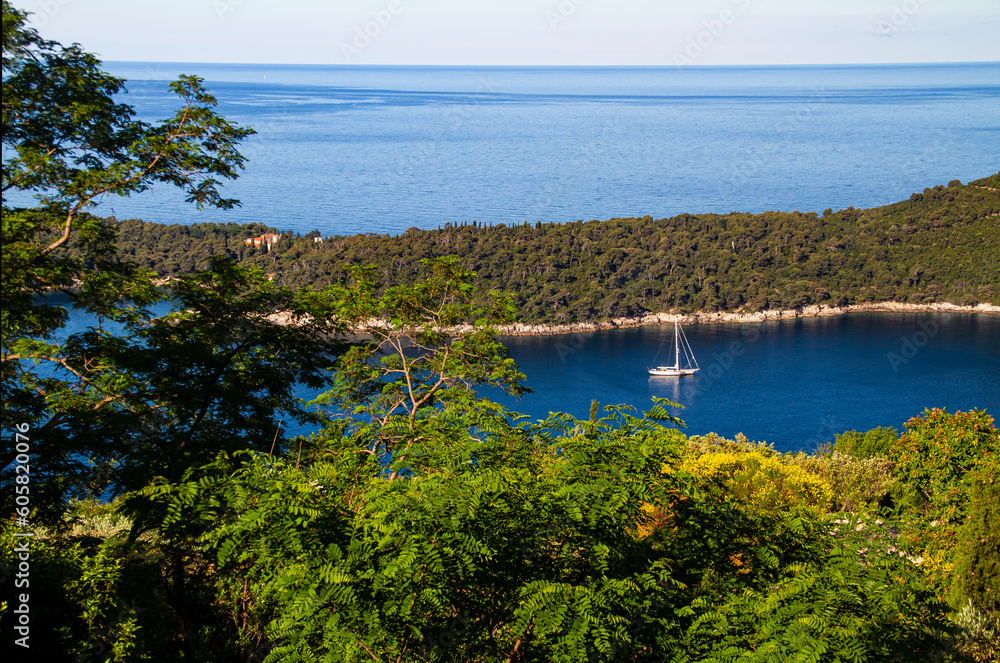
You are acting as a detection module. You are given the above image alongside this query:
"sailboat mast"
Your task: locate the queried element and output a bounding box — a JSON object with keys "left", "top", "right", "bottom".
{"left": 675, "top": 317, "right": 680, "bottom": 369}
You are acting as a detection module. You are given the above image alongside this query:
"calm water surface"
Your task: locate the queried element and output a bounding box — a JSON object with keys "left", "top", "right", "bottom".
{"left": 493, "top": 313, "right": 1000, "bottom": 452}
{"left": 23, "top": 61, "right": 994, "bottom": 235}
{"left": 49, "top": 296, "right": 1000, "bottom": 452}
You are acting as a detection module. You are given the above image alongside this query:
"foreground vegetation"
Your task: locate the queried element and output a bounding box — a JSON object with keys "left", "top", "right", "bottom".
{"left": 108, "top": 173, "right": 1000, "bottom": 323}
{"left": 5, "top": 381, "right": 1000, "bottom": 661}
{"left": 3, "top": 4, "right": 999, "bottom": 660}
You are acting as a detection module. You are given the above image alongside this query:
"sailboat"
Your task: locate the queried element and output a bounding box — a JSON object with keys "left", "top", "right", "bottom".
{"left": 648, "top": 317, "right": 700, "bottom": 377}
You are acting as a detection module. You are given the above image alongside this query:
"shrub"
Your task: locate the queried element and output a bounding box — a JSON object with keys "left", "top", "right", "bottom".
{"left": 684, "top": 431, "right": 775, "bottom": 457}
{"left": 675, "top": 521, "right": 951, "bottom": 662}
{"left": 793, "top": 451, "right": 896, "bottom": 512}
{"left": 952, "top": 601, "right": 1000, "bottom": 663}
{"left": 682, "top": 450, "right": 833, "bottom": 512}
{"left": 66, "top": 498, "right": 133, "bottom": 539}
{"left": 833, "top": 425, "right": 900, "bottom": 460}
{"left": 951, "top": 455, "right": 1000, "bottom": 615}
{"left": 894, "top": 408, "right": 999, "bottom": 522}
{"left": 0, "top": 518, "right": 145, "bottom": 661}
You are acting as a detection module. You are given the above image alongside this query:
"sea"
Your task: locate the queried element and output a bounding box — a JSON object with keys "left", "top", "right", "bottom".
{"left": 490, "top": 313, "right": 1000, "bottom": 452}
{"left": 22, "top": 62, "right": 1000, "bottom": 451}
{"left": 83, "top": 61, "right": 1000, "bottom": 234}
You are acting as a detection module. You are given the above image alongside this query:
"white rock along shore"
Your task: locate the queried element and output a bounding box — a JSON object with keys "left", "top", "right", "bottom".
{"left": 263, "top": 301, "right": 1000, "bottom": 335}
{"left": 486, "top": 302, "right": 1000, "bottom": 336}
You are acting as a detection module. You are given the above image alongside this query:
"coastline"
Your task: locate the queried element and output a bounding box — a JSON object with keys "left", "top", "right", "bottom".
{"left": 266, "top": 300, "right": 1000, "bottom": 335}
{"left": 488, "top": 301, "right": 1000, "bottom": 337}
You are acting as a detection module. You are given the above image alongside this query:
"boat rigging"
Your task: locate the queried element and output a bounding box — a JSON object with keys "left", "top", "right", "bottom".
{"left": 649, "top": 317, "right": 700, "bottom": 377}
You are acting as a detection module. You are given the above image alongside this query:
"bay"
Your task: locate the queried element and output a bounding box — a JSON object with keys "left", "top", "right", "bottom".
{"left": 41, "top": 298, "right": 1000, "bottom": 452}
{"left": 492, "top": 313, "right": 1000, "bottom": 453}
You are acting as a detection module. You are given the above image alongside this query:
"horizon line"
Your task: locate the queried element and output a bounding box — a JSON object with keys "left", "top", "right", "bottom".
{"left": 102, "top": 59, "right": 1000, "bottom": 69}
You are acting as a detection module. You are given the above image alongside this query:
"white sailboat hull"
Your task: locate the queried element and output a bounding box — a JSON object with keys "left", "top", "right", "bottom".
{"left": 648, "top": 366, "right": 699, "bottom": 377}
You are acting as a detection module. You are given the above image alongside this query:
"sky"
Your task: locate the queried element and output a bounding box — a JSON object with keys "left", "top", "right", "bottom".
{"left": 16, "top": 0, "right": 1000, "bottom": 66}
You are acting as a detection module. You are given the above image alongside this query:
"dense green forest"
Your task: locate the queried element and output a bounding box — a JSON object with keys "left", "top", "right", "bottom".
{"left": 3, "top": 3, "right": 1000, "bottom": 661}
{"left": 108, "top": 173, "right": 1000, "bottom": 322}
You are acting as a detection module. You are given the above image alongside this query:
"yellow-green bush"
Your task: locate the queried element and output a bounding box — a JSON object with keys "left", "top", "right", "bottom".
{"left": 684, "top": 431, "right": 776, "bottom": 458}
{"left": 790, "top": 451, "right": 896, "bottom": 512}
{"left": 832, "top": 426, "right": 901, "bottom": 460}
{"left": 953, "top": 600, "right": 1000, "bottom": 663}
{"left": 682, "top": 450, "right": 833, "bottom": 512}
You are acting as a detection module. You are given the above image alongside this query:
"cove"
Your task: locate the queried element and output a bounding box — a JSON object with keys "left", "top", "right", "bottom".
{"left": 51, "top": 299, "right": 1000, "bottom": 452}
{"left": 490, "top": 312, "right": 1000, "bottom": 453}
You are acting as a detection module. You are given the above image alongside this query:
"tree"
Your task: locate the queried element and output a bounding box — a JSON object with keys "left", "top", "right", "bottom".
{"left": 3, "top": 0, "right": 253, "bottom": 333}
{"left": 102, "top": 172, "right": 1000, "bottom": 326}
{"left": 894, "top": 408, "right": 999, "bottom": 521}
{"left": 143, "top": 401, "right": 690, "bottom": 663}
{"left": 0, "top": 6, "right": 978, "bottom": 660}
{"left": 1, "top": 7, "right": 350, "bottom": 657}
{"left": 952, "top": 454, "right": 1000, "bottom": 615}
{"left": 0, "top": 2, "right": 349, "bottom": 522}
{"left": 311, "top": 255, "right": 529, "bottom": 479}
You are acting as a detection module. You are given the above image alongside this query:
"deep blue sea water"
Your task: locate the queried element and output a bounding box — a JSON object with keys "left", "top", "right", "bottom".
{"left": 493, "top": 313, "right": 1000, "bottom": 452}
{"left": 23, "top": 63, "right": 1000, "bottom": 451}
{"left": 34, "top": 61, "right": 998, "bottom": 235}
{"left": 51, "top": 295, "right": 1000, "bottom": 452}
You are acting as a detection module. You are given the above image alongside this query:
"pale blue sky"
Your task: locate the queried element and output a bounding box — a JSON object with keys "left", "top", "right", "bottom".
{"left": 17, "top": 0, "right": 1000, "bottom": 66}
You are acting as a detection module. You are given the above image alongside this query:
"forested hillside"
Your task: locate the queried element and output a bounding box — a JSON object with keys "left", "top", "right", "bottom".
{"left": 110, "top": 172, "right": 1000, "bottom": 322}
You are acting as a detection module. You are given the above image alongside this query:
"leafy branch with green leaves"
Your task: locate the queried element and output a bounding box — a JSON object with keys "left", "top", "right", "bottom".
{"left": 311, "top": 255, "right": 529, "bottom": 479}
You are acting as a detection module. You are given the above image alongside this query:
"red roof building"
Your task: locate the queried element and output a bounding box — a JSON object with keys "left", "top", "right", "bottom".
{"left": 244, "top": 233, "right": 282, "bottom": 250}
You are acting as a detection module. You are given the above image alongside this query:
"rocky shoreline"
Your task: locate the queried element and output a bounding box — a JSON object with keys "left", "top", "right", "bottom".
{"left": 263, "top": 300, "right": 1000, "bottom": 335}
{"left": 488, "top": 301, "right": 1000, "bottom": 336}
